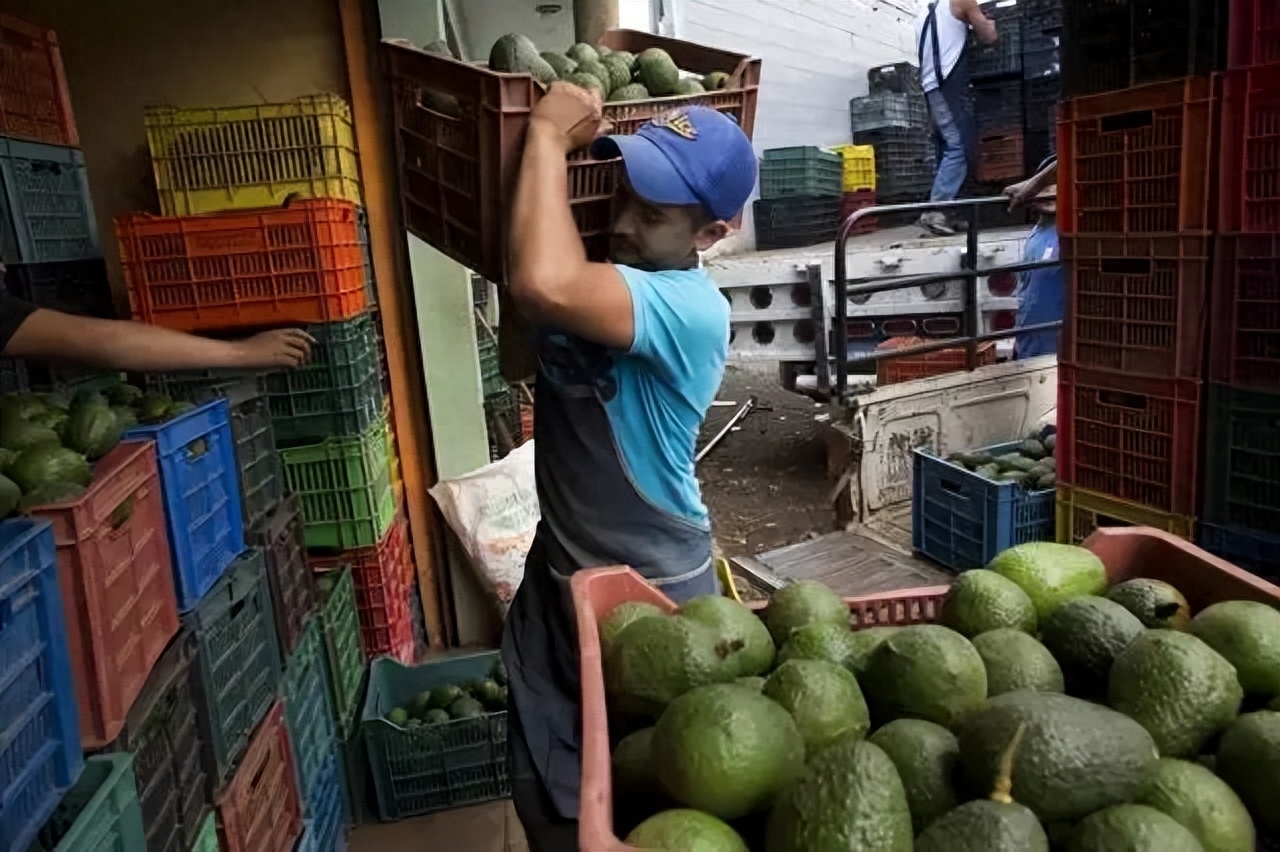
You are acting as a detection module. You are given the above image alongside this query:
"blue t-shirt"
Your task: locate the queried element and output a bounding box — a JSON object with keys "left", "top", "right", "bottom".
{"left": 603, "top": 264, "right": 729, "bottom": 526}
{"left": 1014, "top": 220, "right": 1063, "bottom": 359}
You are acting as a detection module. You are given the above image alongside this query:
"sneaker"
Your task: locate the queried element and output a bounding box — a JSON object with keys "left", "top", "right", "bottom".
{"left": 918, "top": 211, "right": 955, "bottom": 236}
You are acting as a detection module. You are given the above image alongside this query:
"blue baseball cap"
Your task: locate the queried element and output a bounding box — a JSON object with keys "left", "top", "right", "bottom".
{"left": 591, "top": 106, "right": 757, "bottom": 222}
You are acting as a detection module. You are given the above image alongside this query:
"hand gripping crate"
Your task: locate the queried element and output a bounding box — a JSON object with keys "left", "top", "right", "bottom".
{"left": 282, "top": 619, "right": 339, "bottom": 805}
{"left": 215, "top": 701, "right": 303, "bottom": 852}
{"left": 252, "top": 495, "right": 318, "bottom": 660}
{"left": 0, "top": 138, "right": 99, "bottom": 265}
{"left": 570, "top": 530, "right": 1280, "bottom": 851}
{"left": 385, "top": 30, "right": 761, "bottom": 284}
{"left": 183, "top": 549, "right": 282, "bottom": 793}
{"left": 32, "top": 754, "right": 146, "bottom": 852}
{"left": 118, "top": 198, "right": 368, "bottom": 332}
{"left": 280, "top": 414, "right": 396, "bottom": 550}
{"left": 912, "top": 441, "right": 1056, "bottom": 572}
{"left": 313, "top": 566, "right": 366, "bottom": 737}
{"left": 126, "top": 398, "right": 246, "bottom": 612}
{"left": 360, "top": 652, "right": 509, "bottom": 821}
{"left": 967, "top": 2, "right": 1023, "bottom": 79}
{"left": 0, "top": 519, "right": 83, "bottom": 852}
{"left": 144, "top": 94, "right": 362, "bottom": 217}
{"left": 92, "top": 630, "right": 209, "bottom": 852}
{"left": 27, "top": 441, "right": 181, "bottom": 749}
{"left": 0, "top": 13, "right": 78, "bottom": 145}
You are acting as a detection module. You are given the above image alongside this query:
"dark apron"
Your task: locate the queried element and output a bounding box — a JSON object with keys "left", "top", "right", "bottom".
{"left": 501, "top": 332, "right": 717, "bottom": 850}
{"left": 919, "top": 1, "right": 979, "bottom": 175}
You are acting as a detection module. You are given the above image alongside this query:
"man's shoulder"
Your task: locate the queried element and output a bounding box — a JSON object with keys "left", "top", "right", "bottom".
{"left": 618, "top": 264, "right": 727, "bottom": 314}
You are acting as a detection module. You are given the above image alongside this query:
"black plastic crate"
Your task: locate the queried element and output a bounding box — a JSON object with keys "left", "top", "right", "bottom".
{"left": 849, "top": 92, "right": 929, "bottom": 134}
{"left": 94, "top": 630, "right": 209, "bottom": 852}
{"left": 969, "top": 3, "right": 1023, "bottom": 79}
{"left": 1022, "top": 32, "right": 1061, "bottom": 79}
{"left": 868, "top": 62, "right": 922, "bottom": 95}
{"left": 1020, "top": 0, "right": 1063, "bottom": 32}
{"left": 0, "top": 358, "right": 27, "bottom": 393}
{"left": 973, "top": 78, "right": 1024, "bottom": 134}
{"left": 1022, "top": 75, "right": 1061, "bottom": 132}
{"left": 754, "top": 195, "right": 842, "bottom": 251}
{"left": 4, "top": 257, "right": 114, "bottom": 318}
{"left": 1024, "top": 130, "right": 1054, "bottom": 175}
{"left": 251, "top": 495, "right": 318, "bottom": 661}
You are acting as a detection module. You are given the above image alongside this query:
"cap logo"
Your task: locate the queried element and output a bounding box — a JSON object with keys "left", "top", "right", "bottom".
{"left": 651, "top": 109, "right": 698, "bottom": 140}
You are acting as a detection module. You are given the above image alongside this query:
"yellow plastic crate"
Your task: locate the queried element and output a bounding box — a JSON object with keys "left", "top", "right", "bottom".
{"left": 145, "top": 93, "right": 363, "bottom": 216}
{"left": 1055, "top": 484, "right": 1195, "bottom": 545}
{"left": 834, "top": 143, "right": 876, "bottom": 192}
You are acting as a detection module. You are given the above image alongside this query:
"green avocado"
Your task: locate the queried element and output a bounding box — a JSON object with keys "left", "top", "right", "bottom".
{"left": 1039, "top": 596, "right": 1145, "bottom": 698}
{"left": 939, "top": 569, "right": 1038, "bottom": 637}
{"left": 540, "top": 51, "right": 577, "bottom": 79}
{"left": 427, "top": 683, "right": 465, "bottom": 711}
{"left": 599, "top": 54, "right": 634, "bottom": 91}
{"left": 764, "top": 580, "right": 847, "bottom": 644}
{"left": 702, "top": 70, "right": 731, "bottom": 90}
{"left": 447, "top": 695, "right": 485, "bottom": 719}
{"left": 861, "top": 624, "right": 987, "bottom": 730}
{"left": 607, "top": 82, "right": 650, "bottom": 102}
{"left": 386, "top": 707, "right": 409, "bottom": 726}
{"left": 916, "top": 800, "right": 1049, "bottom": 852}
{"left": 868, "top": 719, "right": 961, "bottom": 835}
{"left": 1067, "top": 804, "right": 1205, "bottom": 852}
{"left": 17, "top": 481, "right": 87, "bottom": 513}
{"left": 1215, "top": 711, "right": 1280, "bottom": 834}
{"left": 424, "top": 708, "right": 450, "bottom": 726}
{"left": 763, "top": 659, "right": 869, "bottom": 757}
{"left": 63, "top": 396, "right": 123, "bottom": 460}
{"left": 1189, "top": 600, "right": 1280, "bottom": 697}
{"left": 673, "top": 78, "right": 706, "bottom": 95}
{"left": 988, "top": 542, "right": 1108, "bottom": 620}
{"left": 972, "top": 628, "right": 1064, "bottom": 696}
{"left": 565, "top": 42, "right": 599, "bottom": 65}
{"left": 0, "top": 473, "right": 19, "bottom": 517}
{"left": 844, "top": 625, "right": 902, "bottom": 678}
{"left": 625, "top": 810, "right": 748, "bottom": 852}
{"left": 1106, "top": 578, "right": 1192, "bottom": 630}
{"left": 599, "top": 600, "right": 664, "bottom": 655}
{"left": 1135, "top": 758, "right": 1255, "bottom": 852}
{"left": 635, "top": 47, "right": 680, "bottom": 96}
{"left": 564, "top": 71, "right": 607, "bottom": 98}
{"left": 735, "top": 676, "right": 765, "bottom": 692}
{"left": 775, "top": 621, "right": 858, "bottom": 669}
{"left": 8, "top": 445, "right": 91, "bottom": 493}
{"left": 105, "top": 382, "right": 144, "bottom": 407}
{"left": 605, "top": 615, "right": 739, "bottom": 717}
{"left": 678, "top": 594, "right": 776, "bottom": 677}
{"left": 1018, "top": 439, "right": 1047, "bottom": 460}
{"left": 0, "top": 418, "right": 59, "bottom": 452}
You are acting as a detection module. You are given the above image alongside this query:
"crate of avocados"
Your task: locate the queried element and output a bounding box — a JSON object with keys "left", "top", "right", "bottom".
{"left": 385, "top": 30, "right": 761, "bottom": 284}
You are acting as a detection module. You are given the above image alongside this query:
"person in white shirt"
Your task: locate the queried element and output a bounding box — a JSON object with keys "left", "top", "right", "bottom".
{"left": 915, "top": 0, "right": 998, "bottom": 235}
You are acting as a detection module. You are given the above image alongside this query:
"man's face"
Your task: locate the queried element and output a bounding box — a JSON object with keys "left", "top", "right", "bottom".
{"left": 609, "top": 183, "right": 728, "bottom": 270}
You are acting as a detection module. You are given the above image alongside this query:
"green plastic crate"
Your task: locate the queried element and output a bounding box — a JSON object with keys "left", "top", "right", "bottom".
{"left": 188, "top": 810, "right": 219, "bottom": 852}
{"left": 477, "top": 333, "right": 505, "bottom": 398}
{"left": 315, "top": 566, "right": 366, "bottom": 737}
{"left": 267, "top": 312, "right": 385, "bottom": 444}
{"left": 283, "top": 619, "right": 338, "bottom": 805}
{"left": 360, "top": 653, "right": 509, "bottom": 820}
{"left": 1203, "top": 383, "right": 1280, "bottom": 533}
{"left": 758, "top": 146, "right": 843, "bottom": 199}
{"left": 35, "top": 755, "right": 146, "bottom": 852}
{"left": 280, "top": 415, "right": 396, "bottom": 550}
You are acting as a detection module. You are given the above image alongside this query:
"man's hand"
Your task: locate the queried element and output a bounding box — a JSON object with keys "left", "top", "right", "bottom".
{"left": 529, "top": 82, "right": 610, "bottom": 154}
{"left": 1003, "top": 177, "right": 1037, "bottom": 211}
{"left": 230, "top": 328, "right": 315, "bottom": 369}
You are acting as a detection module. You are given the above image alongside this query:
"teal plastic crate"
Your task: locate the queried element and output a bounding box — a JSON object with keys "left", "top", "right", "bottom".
{"left": 360, "top": 653, "right": 509, "bottom": 820}
{"left": 1203, "top": 383, "right": 1280, "bottom": 533}
{"left": 35, "top": 754, "right": 146, "bottom": 852}
{"left": 758, "top": 146, "right": 843, "bottom": 199}
{"left": 315, "top": 566, "right": 366, "bottom": 738}
{"left": 477, "top": 333, "right": 504, "bottom": 398}
{"left": 0, "top": 137, "right": 99, "bottom": 264}
{"left": 284, "top": 619, "right": 338, "bottom": 804}
{"left": 188, "top": 810, "right": 219, "bottom": 852}
{"left": 182, "top": 550, "right": 282, "bottom": 793}
{"left": 280, "top": 416, "right": 396, "bottom": 550}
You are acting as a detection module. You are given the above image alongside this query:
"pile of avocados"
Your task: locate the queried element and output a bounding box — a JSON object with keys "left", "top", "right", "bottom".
{"left": 0, "top": 382, "right": 193, "bottom": 518}
{"left": 601, "top": 541, "right": 1280, "bottom": 852}
{"left": 947, "top": 426, "right": 1057, "bottom": 491}
{"left": 382, "top": 657, "right": 508, "bottom": 730}
{"left": 486, "top": 34, "right": 733, "bottom": 102}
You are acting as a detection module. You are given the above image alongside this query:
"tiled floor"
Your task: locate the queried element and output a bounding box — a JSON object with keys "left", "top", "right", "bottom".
{"left": 349, "top": 800, "right": 527, "bottom": 852}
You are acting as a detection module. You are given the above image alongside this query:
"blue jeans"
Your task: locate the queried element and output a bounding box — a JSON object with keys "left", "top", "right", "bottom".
{"left": 927, "top": 86, "right": 969, "bottom": 202}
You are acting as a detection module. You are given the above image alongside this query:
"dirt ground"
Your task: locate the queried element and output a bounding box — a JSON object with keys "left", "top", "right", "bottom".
{"left": 697, "top": 366, "right": 834, "bottom": 559}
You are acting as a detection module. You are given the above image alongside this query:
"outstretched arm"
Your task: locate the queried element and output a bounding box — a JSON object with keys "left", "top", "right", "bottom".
{"left": 5, "top": 308, "right": 313, "bottom": 372}
{"left": 954, "top": 0, "right": 998, "bottom": 45}
{"left": 1004, "top": 158, "right": 1058, "bottom": 209}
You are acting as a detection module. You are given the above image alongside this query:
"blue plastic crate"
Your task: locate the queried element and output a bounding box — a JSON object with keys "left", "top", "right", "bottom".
{"left": 1197, "top": 522, "right": 1280, "bottom": 585}
{"left": 360, "top": 652, "right": 509, "bottom": 820}
{"left": 284, "top": 619, "right": 339, "bottom": 804}
{"left": 296, "top": 749, "right": 348, "bottom": 852}
{"left": 912, "top": 441, "right": 1057, "bottom": 572}
{"left": 0, "top": 519, "right": 84, "bottom": 852}
{"left": 126, "top": 398, "right": 246, "bottom": 611}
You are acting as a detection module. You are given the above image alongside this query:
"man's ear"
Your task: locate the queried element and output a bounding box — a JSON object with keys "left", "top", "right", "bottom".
{"left": 694, "top": 221, "right": 730, "bottom": 252}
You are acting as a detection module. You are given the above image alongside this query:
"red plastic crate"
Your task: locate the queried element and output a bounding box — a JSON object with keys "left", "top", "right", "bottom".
{"left": 216, "top": 701, "right": 302, "bottom": 852}
{"left": 386, "top": 30, "right": 761, "bottom": 284}
{"left": 977, "top": 129, "right": 1025, "bottom": 183}
{"left": 1062, "top": 233, "right": 1211, "bottom": 381}
{"left": 117, "top": 198, "right": 367, "bottom": 332}
{"left": 1057, "top": 363, "right": 1202, "bottom": 516}
{"left": 840, "top": 190, "right": 878, "bottom": 233}
{"left": 1218, "top": 63, "right": 1280, "bottom": 233}
{"left": 0, "top": 14, "right": 77, "bottom": 146}
{"left": 1209, "top": 233, "right": 1280, "bottom": 392}
{"left": 1227, "top": 0, "right": 1280, "bottom": 69}
{"left": 1059, "top": 76, "right": 1217, "bottom": 235}
{"left": 875, "top": 336, "right": 998, "bottom": 386}
{"left": 28, "top": 440, "right": 181, "bottom": 748}
{"left": 309, "top": 510, "right": 414, "bottom": 663}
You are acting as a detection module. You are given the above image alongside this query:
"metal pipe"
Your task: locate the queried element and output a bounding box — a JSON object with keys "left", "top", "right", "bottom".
{"left": 696, "top": 396, "right": 757, "bottom": 464}
{"left": 841, "top": 320, "right": 1064, "bottom": 365}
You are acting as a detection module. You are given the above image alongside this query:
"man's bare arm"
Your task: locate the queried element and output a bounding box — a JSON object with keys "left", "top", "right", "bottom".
{"left": 5, "top": 309, "right": 313, "bottom": 371}
{"left": 954, "top": 0, "right": 998, "bottom": 45}
{"left": 508, "top": 95, "right": 635, "bottom": 351}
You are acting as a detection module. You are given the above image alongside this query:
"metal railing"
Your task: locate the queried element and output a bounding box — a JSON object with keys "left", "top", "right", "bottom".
{"left": 831, "top": 196, "right": 1063, "bottom": 401}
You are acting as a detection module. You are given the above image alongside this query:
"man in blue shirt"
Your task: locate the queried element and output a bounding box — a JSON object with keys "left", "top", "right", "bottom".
{"left": 1005, "top": 159, "right": 1062, "bottom": 358}
{"left": 499, "top": 83, "right": 757, "bottom": 851}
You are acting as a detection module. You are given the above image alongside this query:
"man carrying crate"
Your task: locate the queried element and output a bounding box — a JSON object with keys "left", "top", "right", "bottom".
{"left": 498, "top": 82, "right": 757, "bottom": 851}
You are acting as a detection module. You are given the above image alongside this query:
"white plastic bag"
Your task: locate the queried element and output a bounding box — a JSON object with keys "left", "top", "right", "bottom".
{"left": 429, "top": 440, "right": 539, "bottom": 616}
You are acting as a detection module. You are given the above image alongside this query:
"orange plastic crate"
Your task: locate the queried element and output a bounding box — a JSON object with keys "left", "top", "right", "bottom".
{"left": 216, "top": 701, "right": 302, "bottom": 852}
{"left": 0, "top": 14, "right": 78, "bottom": 146}
{"left": 118, "top": 198, "right": 367, "bottom": 332}
{"left": 309, "top": 510, "right": 415, "bottom": 663}
{"left": 876, "top": 336, "right": 998, "bottom": 386}
{"left": 28, "top": 440, "right": 181, "bottom": 748}
{"left": 570, "top": 528, "right": 1280, "bottom": 852}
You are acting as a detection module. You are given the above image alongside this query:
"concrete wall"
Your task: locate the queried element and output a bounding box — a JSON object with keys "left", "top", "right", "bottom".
{"left": 5, "top": 0, "right": 349, "bottom": 309}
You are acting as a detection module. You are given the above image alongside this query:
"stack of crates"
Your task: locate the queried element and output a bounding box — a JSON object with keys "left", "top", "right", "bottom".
{"left": 855, "top": 63, "right": 935, "bottom": 205}
{"left": 1197, "top": 2, "right": 1280, "bottom": 581}
{"left": 968, "top": 0, "right": 1027, "bottom": 183}
{"left": 833, "top": 144, "right": 878, "bottom": 234}
{"left": 1019, "top": 0, "right": 1063, "bottom": 173}
{"left": 0, "top": 13, "right": 113, "bottom": 391}
{"left": 754, "top": 146, "right": 844, "bottom": 250}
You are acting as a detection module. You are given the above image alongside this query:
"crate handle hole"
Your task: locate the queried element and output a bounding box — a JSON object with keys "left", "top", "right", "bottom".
{"left": 110, "top": 497, "right": 135, "bottom": 529}
{"left": 1096, "top": 389, "right": 1150, "bottom": 412}
{"left": 1100, "top": 109, "right": 1154, "bottom": 135}
{"left": 186, "top": 437, "right": 209, "bottom": 460}
{"left": 939, "top": 478, "right": 968, "bottom": 497}
{"left": 1099, "top": 258, "right": 1151, "bottom": 276}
